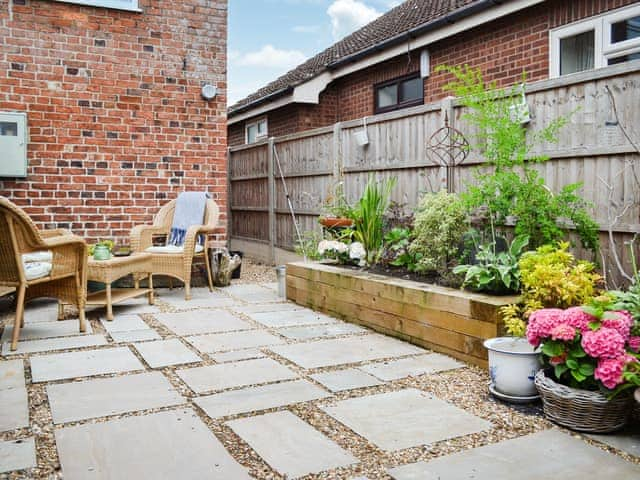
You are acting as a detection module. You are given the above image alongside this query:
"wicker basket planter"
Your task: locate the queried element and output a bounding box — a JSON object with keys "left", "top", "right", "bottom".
{"left": 535, "top": 370, "right": 634, "bottom": 433}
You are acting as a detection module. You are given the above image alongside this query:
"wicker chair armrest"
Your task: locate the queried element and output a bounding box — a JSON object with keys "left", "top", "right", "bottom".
{"left": 130, "top": 225, "right": 168, "bottom": 252}
{"left": 43, "top": 235, "right": 87, "bottom": 278}
{"left": 182, "top": 225, "right": 211, "bottom": 254}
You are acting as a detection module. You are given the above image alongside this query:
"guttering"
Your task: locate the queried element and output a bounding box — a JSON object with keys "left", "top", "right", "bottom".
{"left": 229, "top": 86, "right": 293, "bottom": 116}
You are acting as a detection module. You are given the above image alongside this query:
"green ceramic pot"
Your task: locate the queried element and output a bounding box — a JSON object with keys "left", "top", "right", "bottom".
{"left": 93, "top": 245, "right": 111, "bottom": 261}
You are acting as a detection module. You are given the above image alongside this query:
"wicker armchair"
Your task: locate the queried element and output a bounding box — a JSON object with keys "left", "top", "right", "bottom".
{"left": 130, "top": 198, "right": 219, "bottom": 300}
{"left": 0, "top": 197, "right": 87, "bottom": 351}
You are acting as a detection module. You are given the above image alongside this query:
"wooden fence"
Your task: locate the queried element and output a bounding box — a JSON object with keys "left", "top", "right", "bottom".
{"left": 228, "top": 62, "right": 640, "bottom": 286}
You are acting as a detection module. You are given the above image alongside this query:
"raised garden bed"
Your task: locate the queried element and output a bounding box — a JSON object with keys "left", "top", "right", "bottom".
{"left": 286, "top": 261, "right": 519, "bottom": 368}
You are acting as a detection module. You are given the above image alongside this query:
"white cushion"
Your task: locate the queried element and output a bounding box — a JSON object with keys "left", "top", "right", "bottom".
{"left": 22, "top": 251, "right": 53, "bottom": 263}
{"left": 24, "top": 261, "right": 52, "bottom": 281}
{"left": 145, "top": 244, "right": 204, "bottom": 254}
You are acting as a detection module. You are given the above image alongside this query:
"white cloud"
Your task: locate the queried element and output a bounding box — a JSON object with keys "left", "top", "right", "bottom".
{"left": 234, "top": 44, "right": 307, "bottom": 69}
{"left": 327, "top": 0, "right": 381, "bottom": 40}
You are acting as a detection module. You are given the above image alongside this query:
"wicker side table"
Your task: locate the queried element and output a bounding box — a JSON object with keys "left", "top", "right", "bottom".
{"left": 84, "top": 253, "right": 154, "bottom": 321}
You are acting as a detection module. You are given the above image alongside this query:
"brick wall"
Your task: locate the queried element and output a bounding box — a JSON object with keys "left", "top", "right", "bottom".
{"left": 228, "top": 0, "right": 637, "bottom": 145}
{"left": 0, "top": 0, "right": 228, "bottom": 246}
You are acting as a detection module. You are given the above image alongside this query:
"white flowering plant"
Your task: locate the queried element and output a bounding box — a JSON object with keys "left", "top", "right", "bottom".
{"left": 318, "top": 240, "right": 366, "bottom": 266}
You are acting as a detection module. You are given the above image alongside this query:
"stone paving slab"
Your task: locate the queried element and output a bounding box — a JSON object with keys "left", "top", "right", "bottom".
{"left": 194, "top": 379, "right": 330, "bottom": 419}
{"left": 0, "top": 387, "right": 29, "bottom": 433}
{"left": 100, "top": 315, "right": 150, "bottom": 333}
{"left": 21, "top": 299, "right": 60, "bottom": 324}
{"left": 359, "top": 353, "right": 465, "bottom": 381}
{"left": 0, "top": 360, "right": 25, "bottom": 390}
{"left": 154, "top": 310, "right": 252, "bottom": 336}
{"left": 270, "top": 334, "right": 424, "bottom": 369}
{"left": 177, "top": 358, "right": 298, "bottom": 394}
{"left": 310, "top": 369, "right": 383, "bottom": 392}
{"left": 227, "top": 411, "right": 358, "bottom": 478}
{"left": 224, "top": 284, "right": 282, "bottom": 303}
{"left": 30, "top": 347, "right": 144, "bottom": 383}
{"left": 249, "top": 309, "right": 338, "bottom": 328}
{"left": 47, "top": 371, "right": 185, "bottom": 424}
{"left": 186, "top": 330, "right": 285, "bottom": 354}
{"left": 55, "top": 408, "right": 251, "bottom": 480}
{"left": 209, "top": 349, "right": 266, "bottom": 363}
{"left": 232, "top": 303, "right": 303, "bottom": 315}
{"left": 321, "top": 389, "right": 491, "bottom": 451}
{"left": 261, "top": 282, "right": 279, "bottom": 291}
{"left": 2, "top": 334, "right": 108, "bottom": 356}
{"left": 87, "top": 295, "right": 159, "bottom": 316}
{"left": 133, "top": 339, "right": 201, "bottom": 368}
{"left": 1, "top": 320, "right": 93, "bottom": 343}
{"left": 277, "top": 323, "right": 366, "bottom": 340}
{"left": 157, "top": 289, "right": 238, "bottom": 310}
{"left": 589, "top": 425, "right": 640, "bottom": 458}
{"left": 110, "top": 329, "right": 162, "bottom": 343}
{"left": 387, "top": 429, "right": 640, "bottom": 479}
{"left": 0, "top": 438, "right": 36, "bottom": 474}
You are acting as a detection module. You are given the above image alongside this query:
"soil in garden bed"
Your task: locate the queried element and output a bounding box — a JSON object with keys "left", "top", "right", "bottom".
{"left": 339, "top": 263, "right": 463, "bottom": 289}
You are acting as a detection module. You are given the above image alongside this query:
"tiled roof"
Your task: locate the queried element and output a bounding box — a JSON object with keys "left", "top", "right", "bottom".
{"left": 228, "top": 0, "right": 484, "bottom": 115}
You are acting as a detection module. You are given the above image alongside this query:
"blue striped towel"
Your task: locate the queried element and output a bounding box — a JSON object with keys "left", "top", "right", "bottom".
{"left": 168, "top": 192, "right": 209, "bottom": 247}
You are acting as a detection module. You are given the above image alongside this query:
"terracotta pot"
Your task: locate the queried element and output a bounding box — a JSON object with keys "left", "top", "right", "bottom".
{"left": 320, "top": 217, "right": 353, "bottom": 228}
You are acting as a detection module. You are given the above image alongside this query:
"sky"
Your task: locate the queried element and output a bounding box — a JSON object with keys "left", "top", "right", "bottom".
{"left": 228, "top": 0, "right": 401, "bottom": 106}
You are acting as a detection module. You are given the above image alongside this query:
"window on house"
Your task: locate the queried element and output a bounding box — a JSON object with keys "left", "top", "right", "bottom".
{"left": 374, "top": 74, "right": 423, "bottom": 114}
{"left": 52, "top": 0, "right": 140, "bottom": 12}
{"left": 246, "top": 118, "right": 268, "bottom": 144}
{"left": 550, "top": 4, "right": 640, "bottom": 77}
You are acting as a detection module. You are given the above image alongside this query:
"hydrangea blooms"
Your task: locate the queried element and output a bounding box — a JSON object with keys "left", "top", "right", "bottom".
{"left": 317, "top": 240, "right": 366, "bottom": 266}
{"left": 527, "top": 306, "right": 639, "bottom": 391}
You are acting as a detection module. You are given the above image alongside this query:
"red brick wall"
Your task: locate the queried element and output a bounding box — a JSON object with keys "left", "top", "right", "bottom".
{"left": 0, "top": 0, "right": 228, "bottom": 245}
{"left": 228, "top": 0, "right": 637, "bottom": 145}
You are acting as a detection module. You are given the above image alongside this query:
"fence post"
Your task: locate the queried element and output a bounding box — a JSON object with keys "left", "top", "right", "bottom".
{"left": 267, "top": 138, "right": 276, "bottom": 264}
{"left": 332, "top": 121, "right": 343, "bottom": 206}
{"left": 226, "top": 146, "right": 233, "bottom": 249}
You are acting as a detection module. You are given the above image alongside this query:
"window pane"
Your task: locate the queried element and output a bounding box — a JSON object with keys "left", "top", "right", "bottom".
{"left": 608, "top": 51, "right": 640, "bottom": 65}
{"left": 246, "top": 125, "right": 257, "bottom": 143}
{"left": 611, "top": 16, "right": 640, "bottom": 44}
{"left": 560, "top": 30, "right": 595, "bottom": 75}
{"left": 0, "top": 122, "right": 17, "bottom": 136}
{"left": 257, "top": 120, "right": 267, "bottom": 136}
{"left": 377, "top": 84, "right": 398, "bottom": 109}
{"left": 400, "top": 77, "right": 422, "bottom": 103}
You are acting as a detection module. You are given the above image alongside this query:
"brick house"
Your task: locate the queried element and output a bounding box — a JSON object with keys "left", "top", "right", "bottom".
{"left": 228, "top": 0, "right": 640, "bottom": 146}
{"left": 0, "top": 0, "right": 228, "bottom": 245}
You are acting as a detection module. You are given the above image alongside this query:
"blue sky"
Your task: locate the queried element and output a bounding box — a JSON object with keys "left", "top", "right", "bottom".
{"left": 228, "top": 0, "right": 400, "bottom": 105}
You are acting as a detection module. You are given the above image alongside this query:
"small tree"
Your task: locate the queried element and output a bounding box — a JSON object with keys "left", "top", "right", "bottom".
{"left": 438, "top": 65, "right": 599, "bottom": 253}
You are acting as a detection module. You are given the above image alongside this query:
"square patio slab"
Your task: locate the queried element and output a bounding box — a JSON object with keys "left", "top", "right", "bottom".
{"left": 22, "top": 299, "right": 60, "bottom": 324}
{"left": 0, "top": 360, "right": 28, "bottom": 432}
{"left": 109, "top": 329, "right": 162, "bottom": 343}
{"left": 177, "top": 358, "right": 297, "bottom": 393}
{"left": 387, "top": 429, "right": 640, "bottom": 479}
{"left": 55, "top": 408, "right": 251, "bottom": 480}
{"left": 277, "top": 323, "right": 366, "bottom": 340}
{"left": 194, "top": 379, "right": 330, "bottom": 419}
{"left": 248, "top": 309, "right": 338, "bottom": 328}
{"left": 358, "top": 353, "right": 465, "bottom": 381}
{"left": 30, "top": 347, "right": 144, "bottom": 383}
{"left": 0, "top": 438, "right": 36, "bottom": 474}
{"left": 1, "top": 320, "right": 93, "bottom": 343}
{"left": 209, "top": 349, "right": 266, "bottom": 363}
{"left": 310, "top": 369, "right": 383, "bottom": 392}
{"left": 589, "top": 425, "right": 640, "bottom": 458}
{"left": 88, "top": 295, "right": 158, "bottom": 316}
{"left": 223, "top": 284, "right": 281, "bottom": 303}
{"left": 100, "top": 315, "right": 150, "bottom": 333}
{"left": 0, "top": 359, "right": 25, "bottom": 390}
{"left": 154, "top": 310, "right": 252, "bottom": 336}
{"left": 186, "top": 330, "right": 285, "bottom": 354}
{"left": 157, "top": 289, "right": 237, "bottom": 310}
{"left": 2, "top": 334, "right": 108, "bottom": 356}
{"left": 227, "top": 411, "right": 358, "bottom": 478}
{"left": 321, "top": 389, "right": 491, "bottom": 451}
{"left": 270, "top": 334, "right": 424, "bottom": 369}
{"left": 261, "top": 282, "right": 279, "bottom": 291}
{"left": 47, "top": 371, "right": 185, "bottom": 424}
{"left": 232, "top": 303, "right": 303, "bottom": 315}
{"left": 133, "top": 339, "right": 201, "bottom": 368}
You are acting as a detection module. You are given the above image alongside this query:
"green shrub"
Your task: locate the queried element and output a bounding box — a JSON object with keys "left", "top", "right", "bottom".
{"left": 408, "top": 190, "right": 468, "bottom": 275}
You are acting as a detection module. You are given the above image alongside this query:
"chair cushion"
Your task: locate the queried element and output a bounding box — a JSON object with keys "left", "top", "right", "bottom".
{"left": 23, "top": 261, "right": 52, "bottom": 281}
{"left": 145, "top": 244, "right": 204, "bottom": 254}
{"left": 22, "top": 251, "right": 53, "bottom": 263}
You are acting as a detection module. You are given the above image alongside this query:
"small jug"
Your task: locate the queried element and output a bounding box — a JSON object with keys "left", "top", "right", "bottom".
{"left": 93, "top": 244, "right": 111, "bottom": 261}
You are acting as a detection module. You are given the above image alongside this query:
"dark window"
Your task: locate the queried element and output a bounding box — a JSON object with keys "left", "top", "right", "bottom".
{"left": 611, "top": 15, "right": 640, "bottom": 44}
{"left": 559, "top": 30, "right": 595, "bottom": 75}
{"left": 375, "top": 74, "right": 423, "bottom": 114}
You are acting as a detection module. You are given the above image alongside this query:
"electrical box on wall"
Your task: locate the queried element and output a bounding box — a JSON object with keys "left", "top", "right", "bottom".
{"left": 0, "top": 112, "right": 27, "bottom": 178}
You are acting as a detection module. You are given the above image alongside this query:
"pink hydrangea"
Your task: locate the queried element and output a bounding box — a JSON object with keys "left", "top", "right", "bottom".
{"left": 595, "top": 357, "right": 626, "bottom": 389}
{"left": 526, "top": 308, "right": 564, "bottom": 347}
{"left": 550, "top": 324, "right": 577, "bottom": 341}
{"left": 602, "top": 311, "right": 633, "bottom": 340}
{"left": 561, "top": 307, "right": 595, "bottom": 333}
{"left": 629, "top": 336, "right": 640, "bottom": 353}
{"left": 581, "top": 327, "right": 626, "bottom": 359}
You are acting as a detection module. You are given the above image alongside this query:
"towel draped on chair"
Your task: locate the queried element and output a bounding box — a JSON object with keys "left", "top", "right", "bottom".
{"left": 168, "top": 192, "right": 209, "bottom": 247}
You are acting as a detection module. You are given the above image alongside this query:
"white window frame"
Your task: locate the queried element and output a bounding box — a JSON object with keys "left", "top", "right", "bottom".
{"left": 245, "top": 117, "right": 268, "bottom": 144}
{"left": 52, "top": 0, "right": 141, "bottom": 12}
{"left": 549, "top": 4, "right": 640, "bottom": 78}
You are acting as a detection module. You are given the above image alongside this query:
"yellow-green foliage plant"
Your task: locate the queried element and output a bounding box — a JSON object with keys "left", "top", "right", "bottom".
{"left": 501, "top": 242, "right": 601, "bottom": 336}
